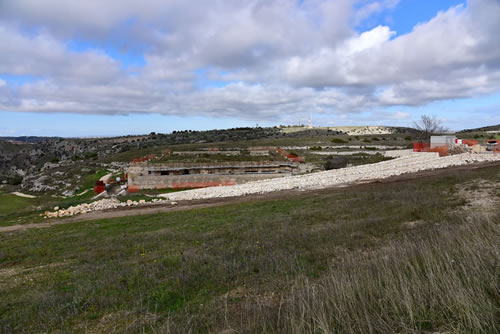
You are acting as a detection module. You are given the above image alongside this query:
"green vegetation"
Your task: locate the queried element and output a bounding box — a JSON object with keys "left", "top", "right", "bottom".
{"left": 152, "top": 152, "right": 285, "bottom": 164}
{"left": 0, "top": 170, "right": 113, "bottom": 227}
{"left": 0, "top": 191, "right": 33, "bottom": 218}
{"left": 331, "top": 138, "right": 347, "bottom": 144}
{"left": 1, "top": 166, "right": 499, "bottom": 333}
{"left": 8, "top": 175, "right": 23, "bottom": 186}
{"left": 105, "top": 133, "right": 410, "bottom": 163}
{"left": 324, "top": 156, "right": 348, "bottom": 170}
{"left": 323, "top": 153, "right": 393, "bottom": 168}
{"left": 80, "top": 170, "right": 109, "bottom": 190}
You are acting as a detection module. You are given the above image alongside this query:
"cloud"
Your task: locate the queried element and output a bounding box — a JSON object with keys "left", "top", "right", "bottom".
{"left": 0, "top": 24, "right": 121, "bottom": 85}
{"left": 0, "top": 0, "right": 499, "bottom": 125}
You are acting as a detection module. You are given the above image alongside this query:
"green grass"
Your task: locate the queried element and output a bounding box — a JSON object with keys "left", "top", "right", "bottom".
{"left": 0, "top": 170, "right": 110, "bottom": 227}
{"left": 0, "top": 165, "right": 499, "bottom": 333}
{"left": 151, "top": 152, "right": 286, "bottom": 163}
{"left": 80, "top": 169, "right": 110, "bottom": 190}
{"left": 0, "top": 192, "right": 33, "bottom": 217}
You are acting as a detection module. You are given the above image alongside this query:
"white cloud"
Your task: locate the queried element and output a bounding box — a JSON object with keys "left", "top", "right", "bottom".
{"left": 0, "top": 24, "right": 121, "bottom": 84}
{"left": 0, "top": 0, "right": 499, "bottom": 124}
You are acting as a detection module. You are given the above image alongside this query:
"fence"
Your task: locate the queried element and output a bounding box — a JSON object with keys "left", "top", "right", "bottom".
{"left": 276, "top": 147, "right": 305, "bottom": 163}
{"left": 413, "top": 142, "right": 449, "bottom": 157}
{"left": 460, "top": 139, "right": 479, "bottom": 146}
{"left": 93, "top": 180, "right": 106, "bottom": 194}
{"left": 130, "top": 154, "right": 157, "bottom": 164}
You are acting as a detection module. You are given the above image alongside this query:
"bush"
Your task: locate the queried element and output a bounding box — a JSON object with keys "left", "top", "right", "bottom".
{"left": 84, "top": 152, "right": 98, "bottom": 160}
{"left": 309, "top": 146, "right": 322, "bottom": 151}
{"left": 331, "top": 138, "right": 347, "bottom": 144}
{"left": 324, "top": 156, "right": 348, "bottom": 170}
{"left": 9, "top": 175, "right": 23, "bottom": 185}
{"left": 404, "top": 136, "right": 412, "bottom": 141}
{"left": 371, "top": 137, "right": 380, "bottom": 141}
{"left": 50, "top": 157, "right": 60, "bottom": 163}
{"left": 363, "top": 138, "right": 372, "bottom": 143}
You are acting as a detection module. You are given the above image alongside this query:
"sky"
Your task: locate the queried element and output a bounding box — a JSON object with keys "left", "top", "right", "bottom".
{"left": 1, "top": 0, "right": 500, "bottom": 137}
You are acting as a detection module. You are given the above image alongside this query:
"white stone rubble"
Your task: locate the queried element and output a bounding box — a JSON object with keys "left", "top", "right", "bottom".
{"left": 159, "top": 152, "right": 500, "bottom": 202}
{"left": 44, "top": 197, "right": 170, "bottom": 218}
{"left": 44, "top": 152, "right": 500, "bottom": 218}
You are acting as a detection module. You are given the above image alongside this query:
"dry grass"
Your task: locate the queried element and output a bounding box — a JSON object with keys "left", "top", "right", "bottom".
{"left": 270, "top": 213, "right": 499, "bottom": 334}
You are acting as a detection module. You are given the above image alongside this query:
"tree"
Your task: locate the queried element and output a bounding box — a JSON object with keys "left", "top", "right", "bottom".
{"left": 413, "top": 115, "right": 448, "bottom": 139}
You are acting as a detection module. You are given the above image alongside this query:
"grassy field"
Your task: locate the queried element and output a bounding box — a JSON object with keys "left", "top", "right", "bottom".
{"left": 0, "top": 191, "right": 34, "bottom": 217}
{"left": 0, "top": 170, "right": 114, "bottom": 227}
{"left": 0, "top": 165, "right": 499, "bottom": 333}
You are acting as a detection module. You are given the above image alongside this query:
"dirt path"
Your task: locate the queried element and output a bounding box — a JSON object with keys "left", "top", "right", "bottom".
{"left": 1, "top": 161, "right": 498, "bottom": 234}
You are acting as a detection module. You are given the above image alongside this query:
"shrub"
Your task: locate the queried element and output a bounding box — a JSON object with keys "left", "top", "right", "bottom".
{"left": 363, "top": 138, "right": 372, "bottom": 143}
{"left": 9, "top": 175, "right": 23, "bottom": 185}
{"left": 84, "top": 152, "right": 98, "bottom": 159}
{"left": 404, "top": 136, "right": 412, "bottom": 141}
{"left": 324, "top": 156, "right": 348, "bottom": 170}
{"left": 309, "top": 146, "right": 322, "bottom": 151}
{"left": 331, "top": 138, "right": 347, "bottom": 144}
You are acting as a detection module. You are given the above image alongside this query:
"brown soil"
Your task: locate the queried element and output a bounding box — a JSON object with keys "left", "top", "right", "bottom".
{"left": 1, "top": 161, "right": 498, "bottom": 234}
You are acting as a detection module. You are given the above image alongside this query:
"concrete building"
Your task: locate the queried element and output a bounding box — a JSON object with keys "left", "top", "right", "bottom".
{"left": 128, "top": 161, "right": 298, "bottom": 190}
{"left": 430, "top": 136, "right": 457, "bottom": 148}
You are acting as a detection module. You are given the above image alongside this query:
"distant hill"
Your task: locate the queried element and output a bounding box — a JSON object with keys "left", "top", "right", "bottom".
{"left": 459, "top": 124, "right": 500, "bottom": 133}
{"left": 0, "top": 136, "right": 61, "bottom": 143}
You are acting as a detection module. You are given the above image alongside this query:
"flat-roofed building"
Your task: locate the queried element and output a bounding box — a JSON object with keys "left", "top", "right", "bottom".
{"left": 128, "top": 161, "right": 298, "bottom": 190}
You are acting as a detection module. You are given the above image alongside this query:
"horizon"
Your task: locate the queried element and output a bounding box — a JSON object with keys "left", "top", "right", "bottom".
{"left": 1, "top": 0, "right": 500, "bottom": 136}
{"left": 2, "top": 123, "right": 496, "bottom": 140}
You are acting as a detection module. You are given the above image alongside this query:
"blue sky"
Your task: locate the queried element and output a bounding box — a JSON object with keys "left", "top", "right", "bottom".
{"left": 1, "top": 0, "right": 499, "bottom": 136}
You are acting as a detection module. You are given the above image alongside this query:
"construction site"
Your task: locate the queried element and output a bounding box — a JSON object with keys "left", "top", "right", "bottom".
{"left": 126, "top": 146, "right": 304, "bottom": 191}
{"left": 35, "top": 134, "right": 499, "bottom": 218}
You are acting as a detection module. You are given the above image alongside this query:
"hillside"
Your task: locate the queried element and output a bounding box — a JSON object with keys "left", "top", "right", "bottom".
{"left": 458, "top": 124, "right": 500, "bottom": 133}
{"left": 0, "top": 164, "right": 498, "bottom": 333}
{"left": 0, "top": 126, "right": 414, "bottom": 197}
